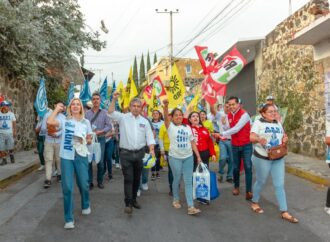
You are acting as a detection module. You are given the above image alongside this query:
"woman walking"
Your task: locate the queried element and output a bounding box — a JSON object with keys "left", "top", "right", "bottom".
{"left": 163, "top": 99, "right": 202, "bottom": 215}
{"left": 250, "top": 103, "right": 298, "bottom": 223}
{"left": 151, "top": 110, "right": 164, "bottom": 180}
{"left": 47, "top": 98, "right": 93, "bottom": 229}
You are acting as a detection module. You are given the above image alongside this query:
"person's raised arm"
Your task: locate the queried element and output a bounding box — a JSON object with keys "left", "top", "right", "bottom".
{"left": 108, "top": 91, "right": 119, "bottom": 114}
{"left": 47, "top": 105, "right": 63, "bottom": 127}
{"left": 163, "top": 99, "right": 170, "bottom": 129}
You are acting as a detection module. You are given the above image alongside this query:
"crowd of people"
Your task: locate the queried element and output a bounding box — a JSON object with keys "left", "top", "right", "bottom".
{"left": 1, "top": 93, "right": 330, "bottom": 229}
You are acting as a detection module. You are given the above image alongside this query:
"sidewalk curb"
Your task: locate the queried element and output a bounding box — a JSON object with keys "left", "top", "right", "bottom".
{"left": 286, "top": 165, "right": 330, "bottom": 186}
{"left": 0, "top": 161, "right": 39, "bottom": 189}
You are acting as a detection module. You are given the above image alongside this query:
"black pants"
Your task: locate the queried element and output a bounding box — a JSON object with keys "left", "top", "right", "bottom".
{"left": 120, "top": 148, "right": 145, "bottom": 206}
{"left": 327, "top": 187, "right": 330, "bottom": 207}
{"left": 151, "top": 145, "right": 161, "bottom": 172}
{"left": 193, "top": 150, "right": 210, "bottom": 172}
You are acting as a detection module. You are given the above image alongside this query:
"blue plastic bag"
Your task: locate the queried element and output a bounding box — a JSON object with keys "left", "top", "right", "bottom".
{"left": 210, "top": 171, "right": 220, "bottom": 200}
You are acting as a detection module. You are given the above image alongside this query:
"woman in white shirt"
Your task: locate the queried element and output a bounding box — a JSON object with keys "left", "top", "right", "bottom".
{"left": 163, "top": 99, "right": 202, "bottom": 215}
{"left": 250, "top": 103, "right": 298, "bottom": 223}
{"left": 47, "top": 98, "right": 92, "bottom": 229}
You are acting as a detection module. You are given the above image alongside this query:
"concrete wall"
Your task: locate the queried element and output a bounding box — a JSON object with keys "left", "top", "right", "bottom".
{"left": 256, "top": 0, "right": 329, "bottom": 158}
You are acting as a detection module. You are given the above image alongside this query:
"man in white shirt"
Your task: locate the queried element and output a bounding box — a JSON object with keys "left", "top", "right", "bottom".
{"left": 109, "top": 92, "right": 155, "bottom": 214}
{"left": 0, "top": 101, "right": 16, "bottom": 165}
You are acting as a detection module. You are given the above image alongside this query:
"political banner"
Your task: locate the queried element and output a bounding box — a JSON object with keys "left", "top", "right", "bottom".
{"left": 99, "top": 77, "right": 108, "bottom": 109}
{"left": 79, "top": 79, "right": 92, "bottom": 106}
{"left": 34, "top": 78, "right": 48, "bottom": 117}
{"left": 168, "top": 63, "right": 185, "bottom": 109}
{"left": 66, "top": 82, "right": 75, "bottom": 105}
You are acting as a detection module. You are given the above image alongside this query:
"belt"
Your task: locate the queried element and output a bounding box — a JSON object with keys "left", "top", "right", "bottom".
{"left": 120, "top": 147, "right": 145, "bottom": 153}
{"left": 253, "top": 150, "right": 270, "bottom": 160}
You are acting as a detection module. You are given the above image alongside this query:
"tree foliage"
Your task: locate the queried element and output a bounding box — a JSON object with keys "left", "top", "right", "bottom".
{"left": 133, "top": 56, "right": 138, "bottom": 87}
{"left": 153, "top": 53, "right": 157, "bottom": 64}
{"left": 146, "top": 51, "right": 151, "bottom": 72}
{"left": 0, "top": 0, "right": 106, "bottom": 81}
{"left": 139, "top": 53, "right": 145, "bottom": 85}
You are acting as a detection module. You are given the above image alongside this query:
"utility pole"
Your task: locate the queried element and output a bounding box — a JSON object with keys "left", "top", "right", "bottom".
{"left": 156, "top": 9, "right": 179, "bottom": 86}
{"left": 289, "top": 0, "right": 292, "bottom": 16}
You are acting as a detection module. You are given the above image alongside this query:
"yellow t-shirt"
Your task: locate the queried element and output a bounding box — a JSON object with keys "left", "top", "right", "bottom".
{"left": 159, "top": 123, "right": 170, "bottom": 152}
{"left": 203, "top": 120, "right": 214, "bottom": 133}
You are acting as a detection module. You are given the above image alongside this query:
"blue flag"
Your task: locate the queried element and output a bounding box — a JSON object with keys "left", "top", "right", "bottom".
{"left": 66, "top": 82, "right": 75, "bottom": 105}
{"left": 79, "top": 79, "right": 92, "bottom": 106}
{"left": 109, "top": 81, "right": 121, "bottom": 111}
{"left": 99, "top": 77, "right": 108, "bottom": 109}
{"left": 34, "top": 78, "right": 48, "bottom": 118}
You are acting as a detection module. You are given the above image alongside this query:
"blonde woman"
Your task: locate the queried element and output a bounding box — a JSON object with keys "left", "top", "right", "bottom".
{"left": 47, "top": 98, "right": 93, "bottom": 229}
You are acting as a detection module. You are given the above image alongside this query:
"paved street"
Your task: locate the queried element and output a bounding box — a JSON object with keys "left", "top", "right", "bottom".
{"left": 0, "top": 164, "right": 329, "bottom": 242}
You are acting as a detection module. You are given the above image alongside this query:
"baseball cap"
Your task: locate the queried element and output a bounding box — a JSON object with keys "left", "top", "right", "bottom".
{"left": 266, "top": 95, "right": 274, "bottom": 100}
{"left": 0, "top": 100, "right": 12, "bottom": 106}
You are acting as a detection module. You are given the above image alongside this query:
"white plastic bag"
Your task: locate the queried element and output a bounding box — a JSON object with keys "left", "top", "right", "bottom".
{"left": 193, "top": 163, "right": 210, "bottom": 201}
{"left": 88, "top": 133, "right": 101, "bottom": 164}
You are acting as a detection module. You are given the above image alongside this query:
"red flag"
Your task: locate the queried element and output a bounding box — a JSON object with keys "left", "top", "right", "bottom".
{"left": 194, "top": 46, "right": 216, "bottom": 75}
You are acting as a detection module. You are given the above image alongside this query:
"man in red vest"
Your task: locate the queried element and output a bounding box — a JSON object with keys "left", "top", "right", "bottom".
{"left": 221, "top": 96, "right": 253, "bottom": 200}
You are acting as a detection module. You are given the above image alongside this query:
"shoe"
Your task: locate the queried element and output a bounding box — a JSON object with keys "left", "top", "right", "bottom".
{"left": 156, "top": 173, "right": 160, "bottom": 179}
{"left": 64, "top": 222, "right": 75, "bottom": 229}
{"left": 57, "top": 175, "right": 61, "bottom": 182}
{"left": 89, "top": 183, "right": 94, "bottom": 190}
{"left": 108, "top": 174, "right": 113, "bottom": 180}
{"left": 0, "top": 158, "right": 7, "bottom": 166}
{"left": 82, "top": 207, "right": 91, "bottom": 215}
{"left": 37, "top": 165, "right": 45, "bottom": 171}
{"left": 281, "top": 211, "right": 299, "bottom": 223}
{"left": 187, "top": 207, "right": 201, "bottom": 215}
{"left": 151, "top": 173, "right": 156, "bottom": 181}
{"left": 9, "top": 154, "right": 15, "bottom": 163}
{"left": 43, "top": 180, "right": 51, "bottom": 189}
{"left": 124, "top": 205, "right": 133, "bottom": 214}
{"left": 232, "top": 188, "right": 240, "bottom": 196}
{"left": 324, "top": 207, "right": 330, "bottom": 215}
{"left": 137, "top": 189, "right": 141, "bottom": 197}
{"left": 132, "top": 200, "right": 141, "bottom": 209}
{"left": 218, "top": 175, "right": 223, "bottom": 183}
{"left": 115, "top": 163, "right": 121, "bottom": 169}
{"left": 226, "top": 178, "right": 233, "bottom": 184}
{"left": 251, "top": 202, "right": 264, "bottom": 214}
{"left": 112, "top": 159, "right": 116, "bottom": 165}
{"left": 246, "top": 192, "right": 253, "bottom": 201}
{"left": 97, "top": 183, "right": 104, "bottom": 189}
{"left": 52, "top": 170, "right": 58, "bottom": 177}
{"left": 172, "top": 201, "right": 181, "bottom": 209}
{"left": 141, "top": 183, "right": 148, "bottom": 191}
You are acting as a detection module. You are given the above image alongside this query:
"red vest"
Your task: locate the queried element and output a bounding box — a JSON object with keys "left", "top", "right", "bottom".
{"left": 227, "top": 108, "right": 251, "bottom": 146}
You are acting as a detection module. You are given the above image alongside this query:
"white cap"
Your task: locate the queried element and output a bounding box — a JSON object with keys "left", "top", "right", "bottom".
{"left": 266, "top": 95, "right": 274, "bottom": 100}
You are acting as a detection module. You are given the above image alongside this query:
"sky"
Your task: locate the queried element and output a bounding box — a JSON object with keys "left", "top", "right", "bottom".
{"left": 78, "top": 0, "right": 310, "bottom": 92}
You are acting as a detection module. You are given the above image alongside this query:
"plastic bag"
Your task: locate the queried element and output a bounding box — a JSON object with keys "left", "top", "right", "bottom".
{"left": 193, "top": 163, "right": 210, "bottom": 201}
{"left": 88, "top": 134, "right": 101, "bottom": 164}
{"left": 143, "top": 153, "right": 156, "bottom": 168}
{"left": 160, "top": 154, "right": 167, "bottom": 167}
{"left": 210, "top": 171, "right": 220, "bottom": 200}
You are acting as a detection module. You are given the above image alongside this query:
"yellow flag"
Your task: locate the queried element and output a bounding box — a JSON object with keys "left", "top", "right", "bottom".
{"left": 168, "top": 63, "right": 185, "bottom": 109}
{"left": 187, "top": 93, "right": 201, "bottom": 111}
{"left": 148, "top": 84, "right": 160, "bottom": 116}
{"left": 117, "top": 80, "right": 124, "bottom": 109}
{"left": 128, "top": 66, "right": 138, "bottom": 102}
{"left": 122, "top": 85, "right": 130, "bottom": 109}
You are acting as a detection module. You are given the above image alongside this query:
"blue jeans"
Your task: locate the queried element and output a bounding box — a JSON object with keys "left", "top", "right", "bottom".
{"left": 169, "top": 155, "right": 194, "bottom": 207}
{"left": 88, "top": 136, "right": 105, "bottom": 184}
{"left": 252, "top": 155, "right": 288, "bottom": 211}
{"left": 61, "top": 153, "right": 90, "bottom": 223}
{"left": 232, "top": 143, "right": 253, "bottom": 192}
{"left": 112, "top": 139, "right": 120, "bottom": 164}
{"left": 140, "top": 168, "right": 149, "bottom": 188}
{"left": 218, "top": 140, "right": 233, "bottom": 179}
{"left": 104, "top": 138, "right": 115, "bottom": 177}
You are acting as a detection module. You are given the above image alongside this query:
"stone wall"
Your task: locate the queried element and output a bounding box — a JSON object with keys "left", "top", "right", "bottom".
{"left": 256, "top": 0, "right": 329, "bottom": 158}
{"left": 0, "top": 68, "right": 37, "bottom": 151}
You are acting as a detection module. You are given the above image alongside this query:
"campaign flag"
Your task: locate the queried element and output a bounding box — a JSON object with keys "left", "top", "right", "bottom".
{"left": 187, "top": 93, "right": 201, "bottom": 112}
{"left": 148, "top": 83, "right": 161, "bottom": 116}
{"left": 168, "top": 63, "right": 185, "bottom": 109}
{"left": 185, "top": 95, "right": 194, "bottom": 106}
{"left": 117, "top": 80, "right": 124, "bottom": 109}
{"left": 152, "top": 76, "right": 167, "bottom": 99}
{"left": 195, "top": 46, "right": 215, "bottom": 74}
{"left": 128, "top": 66, "right": 138, "bottom": 102}
{"left": 79, "top": 79, "right": 92, "bottom": 106}
{"left": 143, "top": 83, "right": 153, "bottom": 106}
{"left": 99, "top": 77, "right": 108, "bottom": 108}
{"left": 34, "top": 78, "right": 48, "bottom": 117}
{"left": 109, "top": 81, "right": 121, "bottom": 111}
{"left": 201, "top": 75, "right": 226, "bottom": 105}
{"left": 66, "top": 82, "right": 75, "bottom": 105}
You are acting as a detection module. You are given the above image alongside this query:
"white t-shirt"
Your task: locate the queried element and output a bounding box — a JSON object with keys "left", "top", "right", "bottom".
{"left": 59, "top": 118, "right": 92, "bottom": 160}
{"left": 152, "top": 120, "right": 164, "bottom": 145}
{"left": 167, "top": 122, "right": 194, "bottom": 159}
{"left": 0, "top": 111, "right": 16, "bottom": 134}
{"left": 251, "top": 118, "right": 284, "bottom": 157}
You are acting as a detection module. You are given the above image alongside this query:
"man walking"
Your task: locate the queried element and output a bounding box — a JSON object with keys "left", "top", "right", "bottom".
{"left": 85, "top": 92, "right": 112, "bottom": 189}
{"left": 108, "top": 92, "right": 155, "bottom": 214}
{"left": 221, "top": 97, "right": 253, "bottom": 200}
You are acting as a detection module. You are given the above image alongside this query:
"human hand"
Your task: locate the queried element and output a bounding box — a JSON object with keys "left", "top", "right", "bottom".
{"left": 54, "top": 103, "right": 64, "bottom": 113}
{"left": 221, "top": 116, "right": 226, "bottom": 125}
{"left": 113, "top": 92, "right": 119, "bottom": 100}
{"left": 259, "top": 137, "right": 268, "bottom": 146}
{"left": 162, "top": 99, "right": 169, "bottom": 107}
{"left": 160, "top": 151, "right": 165, "bottom": 156}
{"left": 211, "top": 155, "right": 216, "bottom": 162}
{"left": 197, "top": 157, "right": 202, "bottom": 164}
{"left": 150, "top": 150, "right": 155, "bottom": 158}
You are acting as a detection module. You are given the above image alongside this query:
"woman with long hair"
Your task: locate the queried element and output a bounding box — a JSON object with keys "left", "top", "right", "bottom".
{"left": 250, "top": 103, "right": 298, "bottom": 223}
{"left": 163, "top": 100, "right": 202, "bottom": 215}
{"left": 151, "top": 110, "right": 164, "bottom": 180}
{"left": 47, "top": 98, "right": 93, "bottom": 229}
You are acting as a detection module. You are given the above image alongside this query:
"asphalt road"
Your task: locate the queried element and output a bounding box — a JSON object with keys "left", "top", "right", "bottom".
{"left": 0, "top": 164, "right": 329, "bottom": 242}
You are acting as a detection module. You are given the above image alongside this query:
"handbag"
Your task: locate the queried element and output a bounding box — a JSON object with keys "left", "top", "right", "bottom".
{"left": 267, "top": 144, "right": 288, "bottom": 160}
{"left": 193, "top": 163, "right": 210, "bottom": 201}
{"left": 210, "top": 171, "right": 220, "bottom": 200}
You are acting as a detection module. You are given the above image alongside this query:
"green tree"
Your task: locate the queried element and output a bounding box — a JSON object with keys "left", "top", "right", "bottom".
{"left": 153, "top": 53, "right": 158, "bottom": 64}
{"left": 139, "top": 53, "right": 145, "bottom": 86}
{"left": 133, "top": 56, "right": 139, "bottom": 87}
{"left": 146, "top": 51, "right": 151, "bottom": 72}
{"left": 0, "top": 0, "right": 106, "bottom": 81}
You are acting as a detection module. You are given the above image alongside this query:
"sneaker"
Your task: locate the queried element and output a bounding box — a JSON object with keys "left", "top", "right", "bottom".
{"left": 151, "top": 173, "right": 156, "bottom": 181}
{"left": 156, "top": 173, "right": 160, "bottom": 179}
{"left": 112, "top": 159, "right": 116, "bottom": 165}
{"left": 0, "top": 158, "right": 7, "bottom": 166}
{"left": 57, "top": 175, "right": 61, "bottom": 182}
{"left": 141, "top": 183, "right": 148, "bottom": 191}
{"left": 52, "top": 170, "right": 58, "bottom": 177}
{"left": 43, "top": 180, "right": 51, "bottom": 189}
{"left": 82, "top": 207, "right": 91, "bottom": 215}
{"left": 115, "top": 163, "right": 121, "bottom": 169}
{"left": 124, "top": 205, "right": 133, "bottom": 214}
{"left": 137, "top": 189, "right": 141, "bottom": 197}
{"left": 9, "top": 154, "right": 15, "bottom": 164}
{"left": 187, "top": 207, "right": 201, "bottom": 215}
{"left": 64, "top": 221, "right": 75, "bottom": 229}
{"left": 324, "top": 207, "right": 330, "bottom": 215}
{"left": 37, "top": 165, "right": 45, "bottom": 171}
